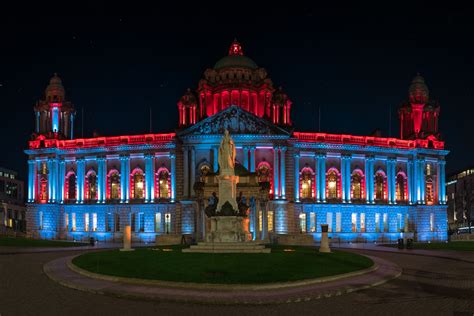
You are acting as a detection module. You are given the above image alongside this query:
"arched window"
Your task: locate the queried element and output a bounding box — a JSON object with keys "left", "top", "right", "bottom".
{"left": 38, "top": 162, "right": 48, "bottom": 202}
{"left": 108, "top": 170, "right": 120, "bottom": 200}
{"left": 327, "top": 168, "right": 340, "bottom": 200}
{"left": 426, "top": 177, "right": 434, "bottom": 205}
{"left": 66, "top": 171, "right": 76, "bottom": 200}
{"left": 131, "top": 168, "right": 145, "bottom": 199}
{"left": 396, "top": 172, "right": 407, "bottom": 202}
{"left": 86, "top": 170, "right": 97, "bottom": 200}
{"left": 300, "top": 167, "right": 314, "bottom": 199}
{"left": 351, "top": 170, "right": 364, "bottom": 200}
{"left": 257, "top": 161, "right": 271, "bottom": 183}
{"left": 374, "top": 171, "right": 386, "bottom": 201}
{"left": 156, "top": 167, "right": 170, "bottom": 199}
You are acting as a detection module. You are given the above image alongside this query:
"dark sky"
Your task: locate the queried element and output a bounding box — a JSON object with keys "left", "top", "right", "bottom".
{"left": 1, "top": 3, "right": 473, "bottom": 180}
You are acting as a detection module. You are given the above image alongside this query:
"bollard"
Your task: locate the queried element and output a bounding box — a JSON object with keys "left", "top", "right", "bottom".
{"left": 120, "top": 225, "right": 134, "bottom": 252}
{"left": 319, "top": 224, "right": 331, "bottom": 253}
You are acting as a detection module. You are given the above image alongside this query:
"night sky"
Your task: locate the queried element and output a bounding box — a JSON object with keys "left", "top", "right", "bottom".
{"left": 1, "top": 3, "right": 473, "bottom": 180}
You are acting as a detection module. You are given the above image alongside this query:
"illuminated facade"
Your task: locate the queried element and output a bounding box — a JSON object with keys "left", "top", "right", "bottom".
{"left": 26, "top": 40, "right": 448, "bottom": 242}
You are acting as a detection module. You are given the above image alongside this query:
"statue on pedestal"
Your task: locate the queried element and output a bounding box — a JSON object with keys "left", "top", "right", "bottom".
{"left": 218, "top": 129, "right": 236, "bottom": 175}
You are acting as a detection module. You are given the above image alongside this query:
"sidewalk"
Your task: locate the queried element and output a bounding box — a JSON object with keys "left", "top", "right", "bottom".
{"left": 43, "top": 254, "right": 401, "bottom": 305}
{"left": 0, "top": 242, "right": 152, "bottom": 255}
{"left": 330, "top": 242, "right": 474, "bottom": 264}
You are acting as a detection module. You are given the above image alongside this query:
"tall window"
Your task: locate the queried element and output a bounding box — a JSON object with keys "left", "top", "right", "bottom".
{"left": 300, "top": 167, "right": 314, "bottom": 199}
{"left": 299, "top": 213, "right": 306, "bottom": 233}
{"left": 267, "top": 210, "right": 274, "bottom": 232}
{"left": 39, "top": 211, "right": 43, "bottom": 230}
{"left": 87, "top": 171, "right": 97, "bottom": 200}
{"left": 327, "top": 169, "right": 339, "bottom": 199}
{"left": 157, "top": 169, "right": 170, "bottom": 199}
{"left": 426, "top": 177, "right": 434, "bottom": 205}
{"left": 375, "top": 213, "right": 380, "bottom": 233}
{"left": 351, "top": 213, "right": 357, "bottom": 232}
{"left": 155, "top": 213, "right": 161, "bottom": 232}
{"left": 383, "top": 213, "right": 388, "bottom": 232}
{"left": 396, "top": 173, "right": 406, "bottom": 202}
{"left": 165, "top": 212, "right": 171, "bottom": 234}
{"left": 336, "top": 212, "right": 342, "bottom": 232}
{"left": 327, "top": 212, "right": 333, "bottom": 232}
{"left": 131, "top": 213, "right": 136, "bottom": 232}
{"left": 397, "top": 213, "right": 403, "bottom": 232}
{"left": 84, "top": 213, "right": 89, "bottom": 232}
{"left": 258, "top": 211, "right": 263, "bottom": 232}
{"left": 66, "top": 172, "right": 76, "bottom": 200}
{"left": 92, "top": 213, "right": 97, "bottom": 232}
{"left": 375, "top": 171, "right": 386, "bottom": 201}
{"left": 257, "top": 162, "right": 271, "bottom": 183}
{"left": 108, "top": 171, "right": 120, "bottom": 199}
{"left": 351, "top": 171, "right": 363, "bottom": 200}
{"left": 71, "top": 213, "right": 76, "bottom": 232}
{"left": 430, "top": 213, "right": 435, "bottom": 232}
{"left": 114, "top": 213, "right": 120, "bottom": 232}
{"left": 138, "top": 213, "right": 145, "bottom": 232}
{"left": 39, "top": 162, "right": 48, "bottom": 202}
{"left": 360, "top": 213, "right": 366, "bottom": 233}
{"left": 106, "top": 213, "right": 113, "bottom": 232}
{"left": 132, "top": 170, "right": 145, "bottom": 199}
{"left": 310, "top": 212, "right": 316, "bottom": 232}
{"left": 65, "top": 213, "right": 69, "bottom": 231}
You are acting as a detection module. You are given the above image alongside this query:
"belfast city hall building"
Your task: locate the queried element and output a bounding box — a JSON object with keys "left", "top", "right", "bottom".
{"left": 25, "top": 40, "right": 448, "bottom": 243}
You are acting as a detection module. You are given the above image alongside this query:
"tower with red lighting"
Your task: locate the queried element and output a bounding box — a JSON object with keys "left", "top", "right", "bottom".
{"left": 33, "top": 73, "right": 75, "bottom": 140}
{"left": 399, "top": 74, "right": 440, "bottom": 141}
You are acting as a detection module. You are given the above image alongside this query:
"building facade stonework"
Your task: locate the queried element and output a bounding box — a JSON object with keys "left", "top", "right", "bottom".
{"left": 25, "top": 40, "right": 448, "bottom": 242}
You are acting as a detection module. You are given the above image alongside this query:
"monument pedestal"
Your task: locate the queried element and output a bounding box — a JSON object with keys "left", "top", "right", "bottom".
{"left": 206, "top": 216, "right": 251, "bottom": 243}
{"left": 215, "top": 175, "right": 239, "bottom": 215}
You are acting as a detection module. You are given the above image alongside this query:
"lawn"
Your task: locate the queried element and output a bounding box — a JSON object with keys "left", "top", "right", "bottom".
{"left": 0, "top": 236, "right": 88, "bottom": 248}
{"left": 72, "top": 245, "right": 374, "bottom": 284}
{"left": 406, "top": 241, "right": 474, "bottom": 251}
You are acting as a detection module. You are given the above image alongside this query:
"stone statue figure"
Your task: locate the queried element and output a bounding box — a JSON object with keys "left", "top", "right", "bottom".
{"left": 218, "top": 129, "right": 236, "bottom": 174}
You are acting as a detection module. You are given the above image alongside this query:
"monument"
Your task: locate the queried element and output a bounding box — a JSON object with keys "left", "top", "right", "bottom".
{"left": 183, "top": 130, "right": 270, "bottom": 253}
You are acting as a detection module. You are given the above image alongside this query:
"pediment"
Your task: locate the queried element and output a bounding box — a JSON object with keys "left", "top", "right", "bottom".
{"left": 177, "top": 106, "right": 291, "bottom": 137}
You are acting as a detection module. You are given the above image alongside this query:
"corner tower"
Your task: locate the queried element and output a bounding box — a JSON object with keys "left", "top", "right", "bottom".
{"left": 33, "top": 73, "right": 75, "bottom": 139}
{"left": 399, "top": 74, "right": 440, "bottom": 140}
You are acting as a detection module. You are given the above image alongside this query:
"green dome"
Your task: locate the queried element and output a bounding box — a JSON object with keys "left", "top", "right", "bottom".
{"left": 214, "top": 55, "right": 258, "bottom": 70}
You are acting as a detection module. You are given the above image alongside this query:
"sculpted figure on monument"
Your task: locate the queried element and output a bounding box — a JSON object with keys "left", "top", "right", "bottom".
{"left": 218, "top": 129, "right": 236, "bottom": 174}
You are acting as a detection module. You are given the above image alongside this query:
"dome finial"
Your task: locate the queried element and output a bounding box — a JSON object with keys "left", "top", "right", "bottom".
{"left": 228, "top": 39, "right": 244, "bottom": 56}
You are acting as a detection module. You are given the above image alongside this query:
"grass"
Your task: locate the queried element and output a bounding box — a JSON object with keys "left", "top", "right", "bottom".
{"left": 0, "top": 236, "right": 88, "bottom": 248}
{"left": 72, "top": 245, "right": 374, "bottom": 284}
{"left": 390, "top": 241, "right": 474, "bottom": 251}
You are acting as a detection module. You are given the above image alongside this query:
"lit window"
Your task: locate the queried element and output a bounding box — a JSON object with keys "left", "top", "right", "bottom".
{"left": 300, "top": 167, "right": 314, "bottom": 199}
{"left": 65, "top": 213, "right": 69, "bottom": 231}
{"left": 396, "top": 173, "right": 406, "bottom": 201}
{"left": 426, "top": 177, "right": 434, "bottom": 205}
{"left": 155, "top": 213, "right": 161, "bottom": 232}
{"left": 87, "top": 172, "right": 97, "bottom": 200}
{"left": 310, "top": 212, "right": 316, "bottom": 232}
{"left": 327, "top": 212, "right": 333, "bottom": 232}
{"left": 66, "top": 172, "right": 76, "bottom": 200}
{"left": 157, "top": 169, "right": 170, "bottom": 199}
{"left": 133, "top": 171, "right": 145, "bottom": 199}
{"left": 336, "top": 212, "right": 342, "bottom": 232}
{"left": 258, "top": 210, "right": 263, "bottom": 232}
{"left": 84, "top": 213, "right": 89, "bottom": 232}
{"left": 360, "top": 213, "right": 366, "bottom": 233}
{"left": 299, "top": 213, "right": 306, "bottom": 233}
{"left": 375, "top": 172, "right": 385, "bottom": 201}
{"left": 267, "top": 210, "right": 274, "bottom": 232}
{"left": 71, "top": 213, "right": 76, "bottom": 231}
{"left": 327, "top": 170, "right": 339, "bottom": 199}
{"left": 351, "top": 172, "right": 363, "bottom": 200}
{"left": 92, "top": 213, "right": 97, "bottom": 232}
{"left": 165, "top": 212, "right": 171, "bottom": 234}
{"left": 351, "top": 213, "right": 357, "bottom": 232}
{"left": 375, "top": 213, "right": 380, "bottom": 233}
{"left": 430, "top": 213, "right": 435, "bottom": 232}
{"left": 397, "top": 213, "right": 402, "bottom": 232}
{"left": 109, "top": 172, "right": 120, "bottom": 199}
{"left": 383, "top": 213, "right": 388, "bottom": 232}
{"left": 39, "top": 211, "right": 43, "bottom": 230}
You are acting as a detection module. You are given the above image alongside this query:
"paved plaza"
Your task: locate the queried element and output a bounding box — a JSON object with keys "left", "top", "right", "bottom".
{"left": 1, "top": 246, "right": 474, "bottom": 315}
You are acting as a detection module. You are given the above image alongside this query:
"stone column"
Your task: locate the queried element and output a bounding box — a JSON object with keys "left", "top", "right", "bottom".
{"left": 320, "top": 154, "right": 327, "bottom": 202}
{"left": 249, "top": 146, "right": 256, "bottom": 172}
{"left": 273, "top": 147, "right": 280, "bottom": 198}
{"left": 47, "top": 158, "right": 53, "bottom": 203}
{"left": 365, "top": 157, "right": 370, "bottom": 203}
{"left": 120, "top": 225, "right": 134, "bottom": 252}
{"left": 439, "top": 160, "right": 446, "bottom": 204}
{"left": 407, "top": 159, "right": 414, "bottom": 204}
{"left": 315, "top": 154, "right": 320, "bottom": 202}
{"left": 341, "top": 156, "right": 347, "bottom": 202}
{"left": 170, "top": 153, "right": 176, "bottom": 202}
{"left": 213, "top": 146, "right": 219, "bottom": 173}
{"left": 294, "top": 152, "right": 300, "bottom": 202}
{"left": 243, "top": 146, "right": 249, "bottom": 170}
{"left": 119, "top": 155, "right": 127, "bottom": 202}
{"left": 190, "top": 147, "right": 196, "bottom": 197}
{"left": 280, "top": 146, "right": 287, "bottom": 199}
{"left": 319, "top": 224, "right": 331, "bottom": 253}
{"left": 183, "top": 147, "right": 189, "bottom": 197}
{"left": 144, "top": 154, "right": 155, "bottom": 202}
{"left": 77, "top": 158, "right": 85, "bottom": 203}
{"left": 97, "top": 157, "right": 107, "bottom": 203}
{"left": 58, "top": 159, "right": 65, "bottom": 203}
{"left": 386, "top": 158, "right": 393, "bottom": 204}
{"left": 368, "top": 157, "right": 375, "bottom": 203}
{"left": 27, "top": 159, "right": 35, "bottom": 202}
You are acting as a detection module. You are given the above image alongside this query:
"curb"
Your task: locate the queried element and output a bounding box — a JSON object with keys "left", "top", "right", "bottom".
{"left": 43, "top": 253, "right": 401, "bottom": 305}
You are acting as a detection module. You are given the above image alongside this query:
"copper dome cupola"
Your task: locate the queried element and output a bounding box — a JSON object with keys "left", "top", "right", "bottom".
{"left": 408, "top": 73, "right": 430, "bottom": 104}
